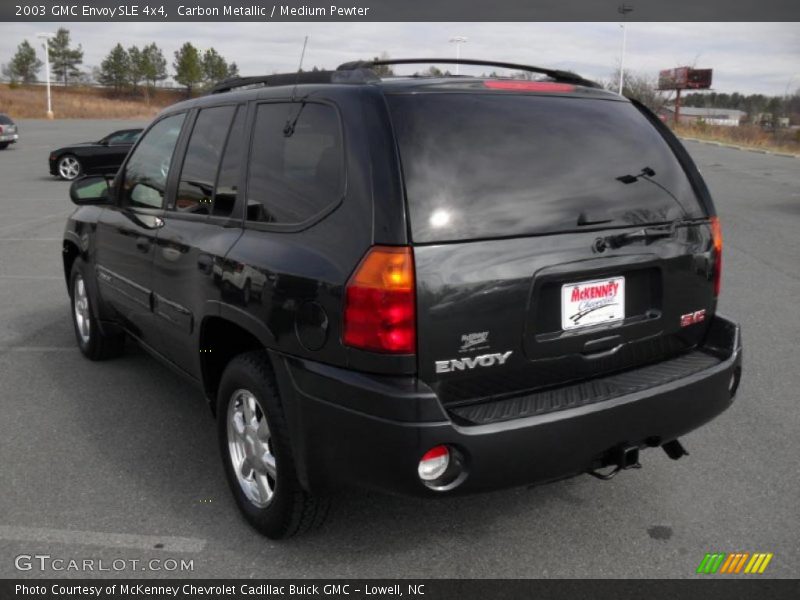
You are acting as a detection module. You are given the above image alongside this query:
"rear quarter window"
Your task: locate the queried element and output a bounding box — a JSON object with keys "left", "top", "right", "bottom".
{"left": 246, "top": 102, "right": 344, "bottom": 225}
{"left": 387, "top": 93, "right": 706, "bottom": 243}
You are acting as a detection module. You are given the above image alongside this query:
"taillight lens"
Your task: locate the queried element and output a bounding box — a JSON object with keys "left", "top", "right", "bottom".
{"left": 343, "top": 246, "right": 416, "bottom": 354}
{"left": 418, "top": 446, "right": 450, "bottom": 482}
{"left": 710, "top": 216, "right": 723, "bottom": 296}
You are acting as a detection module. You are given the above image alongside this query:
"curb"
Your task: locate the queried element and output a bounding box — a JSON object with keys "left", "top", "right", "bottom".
{"left": 678, "top": 136, "right": 800, "bottom": 159}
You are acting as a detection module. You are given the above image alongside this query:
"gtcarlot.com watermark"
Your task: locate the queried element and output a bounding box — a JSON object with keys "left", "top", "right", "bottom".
{"left": 14, "top": 554, "right": 194, "bottom": 573}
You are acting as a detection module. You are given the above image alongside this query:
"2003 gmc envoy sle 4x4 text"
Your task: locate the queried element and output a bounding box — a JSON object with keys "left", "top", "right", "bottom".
{"left": 61, "top": 58, "right": 743, "bottom": 539}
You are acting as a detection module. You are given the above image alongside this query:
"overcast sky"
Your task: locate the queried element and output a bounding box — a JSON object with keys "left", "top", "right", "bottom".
{"left": 1, "top": 22, "right": 798, "bottom": 95}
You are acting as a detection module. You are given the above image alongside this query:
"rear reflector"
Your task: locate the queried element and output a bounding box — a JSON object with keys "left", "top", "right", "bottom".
{"left": 418, "top": 446, "right": 450, "bottom": 482}
{"left": 483, "top": 80, "right": 575, "bottom": 92}
{"left": 343, "top": 246, "right": 416, "bottom": 354}
{"left": 710, "top": 216, "right": 723, "bottom": 296}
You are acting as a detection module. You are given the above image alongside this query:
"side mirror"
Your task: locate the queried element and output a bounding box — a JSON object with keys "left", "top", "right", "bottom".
{"left": 69, "top": 176, "right": 111, "bottom": 206}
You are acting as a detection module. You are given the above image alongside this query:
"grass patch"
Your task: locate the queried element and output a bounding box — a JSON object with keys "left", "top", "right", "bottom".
{"left": 0, "top": 84, "right": 186, "bottom": 119}
{"left": 673, "top": 122, "right": 800, "bottom": 156}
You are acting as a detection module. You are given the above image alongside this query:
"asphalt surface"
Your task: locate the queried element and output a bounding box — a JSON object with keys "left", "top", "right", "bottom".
{"left": 0, "top": 119, "right": 798, "bottom": 579}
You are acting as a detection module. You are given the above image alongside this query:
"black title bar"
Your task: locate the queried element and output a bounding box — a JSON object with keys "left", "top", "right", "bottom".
{"left": 2, "top": 0, "right": 799, "bottom": 21}
{"left": 3, "top": 579, "right": 800, "bottom": 600}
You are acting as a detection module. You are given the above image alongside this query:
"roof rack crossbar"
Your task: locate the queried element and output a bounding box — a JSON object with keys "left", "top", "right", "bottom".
{"left": 336, "top": 58, "right": 599, "bottom": 88}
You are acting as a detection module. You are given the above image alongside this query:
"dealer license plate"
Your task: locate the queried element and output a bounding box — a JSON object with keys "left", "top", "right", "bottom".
{"left": 561, "top": 276, "right": 625, "bottom": 330}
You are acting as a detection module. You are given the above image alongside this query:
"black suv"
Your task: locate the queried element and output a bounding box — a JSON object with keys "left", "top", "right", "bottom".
{"left": 63, "top": 59, "right": 742, "bottom": 539}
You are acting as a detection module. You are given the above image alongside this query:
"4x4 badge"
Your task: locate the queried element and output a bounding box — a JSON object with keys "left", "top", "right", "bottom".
{"left": 460, "top": 331, "right": 489, "bottom": 353}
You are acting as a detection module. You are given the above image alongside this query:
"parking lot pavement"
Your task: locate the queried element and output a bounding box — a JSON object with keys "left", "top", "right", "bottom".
{"left": 0, "top": 120, "right": 798, "bottom": 579}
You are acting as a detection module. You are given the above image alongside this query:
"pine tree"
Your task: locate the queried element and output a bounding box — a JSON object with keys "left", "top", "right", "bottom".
{"left": 141, "top": 43, "right": 168, "bottom": 90}
{"left": 8, "top": 40, "right": 43, "bottom": 84}
{"left": 48, "top": 28, "right": 83, "bottom": 86}
{"left": 98, "top": 44, "right": 130, "bottom": 93}
{"left": 173, "top": 42, "right": 203, "bottom": 96}
{"left": 202, "top": 48, "right": 229, "bottom": 86}
{"left": 128, "top": 45, "right": 145, "bottom": 93}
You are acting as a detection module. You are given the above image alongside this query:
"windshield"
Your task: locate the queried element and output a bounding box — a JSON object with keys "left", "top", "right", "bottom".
{"left": 387, "top": 93, "right": 706, "bottom": 243}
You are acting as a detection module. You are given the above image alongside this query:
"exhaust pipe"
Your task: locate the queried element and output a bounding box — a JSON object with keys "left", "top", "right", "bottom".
{"left": 662, "top": 439, "right": 689, "bottom": 460}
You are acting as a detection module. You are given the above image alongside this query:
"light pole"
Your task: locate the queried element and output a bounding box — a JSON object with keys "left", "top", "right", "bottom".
{"left": 617, "top": 5, "right": 633, "bottom": 95}
{"left": 449, "top": 36, "right": 468, "bottom": 75}
{"left": 37, "top": 32, "right": 54, "bottom": 119}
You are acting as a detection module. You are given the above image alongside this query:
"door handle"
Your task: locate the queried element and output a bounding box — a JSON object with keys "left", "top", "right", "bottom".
{"left": 136, "top": 237, "right": 151, "bottom": 253}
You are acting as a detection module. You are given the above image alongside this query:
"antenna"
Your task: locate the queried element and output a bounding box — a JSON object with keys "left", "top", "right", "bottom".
{"left": 284, "top": 36, "right": 310, "bottom": 137}
{"left": 290, "top": 35, "right": 309, "bottom": 102}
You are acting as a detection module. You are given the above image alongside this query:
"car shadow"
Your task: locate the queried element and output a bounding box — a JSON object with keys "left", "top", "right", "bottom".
{"left": 7, "top": 303, "right": 604, "bottom": 576}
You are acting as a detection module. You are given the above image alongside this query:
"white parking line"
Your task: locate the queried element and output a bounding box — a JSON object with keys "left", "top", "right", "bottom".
{"left": 0, "top": 275, "right": 62, "bottom": 280}
{"left": 0, "top": 347, "right": 72, "bottom": 352}
{"left": 0, "top": 526, "right": 206, "bottom": 553}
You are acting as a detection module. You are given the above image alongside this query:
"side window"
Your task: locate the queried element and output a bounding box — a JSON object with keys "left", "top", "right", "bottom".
{"left": 107, "top": 131, "right": 133, "bottom": 145}
{"left": 246, "top": 102, "right": 344, "bottom": 224}
{"left": 121, "top": 113, "right": 186, "bottom": 210}
{"left": 175, "top": 105, "right": 235, "bottom": 214}
{"left": 213, "top": 106, "right": 246, "bottom": 217}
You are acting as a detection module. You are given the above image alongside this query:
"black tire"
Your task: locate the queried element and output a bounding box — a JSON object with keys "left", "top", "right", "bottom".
{"left": 0, "top": 142, "right": 9, "bottom": 150}
{"left": 57, "top": 154, "right": 82, "bottom": 180}
{"left": 217, "top": 351, "right": 329, "bottom": 539}
{"left": 70, "top": 258, "right": 125, "bottom": 360}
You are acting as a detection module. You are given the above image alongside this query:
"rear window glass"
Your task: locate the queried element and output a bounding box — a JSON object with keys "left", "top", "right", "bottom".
{"left": 0, "top": 114, "right": 13, "bottom": 125}
{"left": 387, "top": 93, "right": 705, "bottom": 243}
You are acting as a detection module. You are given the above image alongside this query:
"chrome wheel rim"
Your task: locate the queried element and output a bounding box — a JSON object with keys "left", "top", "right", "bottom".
{"left": 227, "top": 389, "right": 277, "bottom": 508}
{"left": 59, "top": 156, "right": 80, "bottom": 180}
{"left": 73, "top": 274, "right": 91, "bottom": 344}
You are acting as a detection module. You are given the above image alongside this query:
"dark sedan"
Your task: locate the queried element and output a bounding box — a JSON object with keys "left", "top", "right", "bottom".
{"left": 49, "top": 128, "right": 142, "bottom": 180}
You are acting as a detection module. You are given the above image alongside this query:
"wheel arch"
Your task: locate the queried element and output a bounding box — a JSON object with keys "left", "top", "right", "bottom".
{"left": 62, "top": 237, "right": 81, "bottom": 287}
{"left": 199, "top": 314, "right": 272, "bottom": 414}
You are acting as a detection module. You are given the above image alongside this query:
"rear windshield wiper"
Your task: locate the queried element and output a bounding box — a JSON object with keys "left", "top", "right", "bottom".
{"left": 601, "top": 218, "right": 695, "bottom": 250}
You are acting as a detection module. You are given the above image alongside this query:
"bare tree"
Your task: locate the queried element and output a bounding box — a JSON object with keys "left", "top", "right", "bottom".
{"left": 607, "top": 68, "right": 671, "bottom": 113}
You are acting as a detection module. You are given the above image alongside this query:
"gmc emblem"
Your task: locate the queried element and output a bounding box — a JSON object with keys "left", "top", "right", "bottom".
{"left": 681, "top": 309, "right": 706, "bottom": 327}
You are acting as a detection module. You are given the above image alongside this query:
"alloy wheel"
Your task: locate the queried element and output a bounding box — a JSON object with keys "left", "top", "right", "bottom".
{"left": 58, "top": 156, "right": 80, "bottom": 180}
{"left": 73, "top": 274, "right": 91, "bottom": 344}
{"left": 227, "top": 389, "right": 277, "bottom": 508}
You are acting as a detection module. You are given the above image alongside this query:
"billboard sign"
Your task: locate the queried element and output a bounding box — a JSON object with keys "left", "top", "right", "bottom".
{"left": 658, "top": 67, "right": 712, "bottom": 90}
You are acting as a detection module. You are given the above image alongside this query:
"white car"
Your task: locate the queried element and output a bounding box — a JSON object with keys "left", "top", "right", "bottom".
{"left": 0, "top": 114, "right": 19, "bottom": 149}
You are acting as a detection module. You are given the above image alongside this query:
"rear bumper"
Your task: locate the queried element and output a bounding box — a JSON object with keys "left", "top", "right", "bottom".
{"left": 0, "top": 133, "right": 18, "bottom": 143}
{"left": 271, "top": 314, "right": 742, "bottom": 496}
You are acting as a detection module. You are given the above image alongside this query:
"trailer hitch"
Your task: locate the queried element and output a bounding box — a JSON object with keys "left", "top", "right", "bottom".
{"left": 587, "top": 445, "right": 642, "bottom": 480}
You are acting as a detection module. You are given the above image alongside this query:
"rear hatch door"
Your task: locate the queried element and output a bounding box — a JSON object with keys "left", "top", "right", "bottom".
{"left": 387, "top": 89, "right": 717, "bottom": 407}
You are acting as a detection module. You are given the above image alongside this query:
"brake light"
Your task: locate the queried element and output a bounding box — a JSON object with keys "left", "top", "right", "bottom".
{"left": 710, "top": 216, "right": 723, "bottom": 296}
{"left": 483, "top": 80, "right": 575, "bottom": 92}
{"left": 0, "top": 125, "right": 4, "bottom": 134}
{"left": 343, "top": 246, "right": 416, "bottom": 354}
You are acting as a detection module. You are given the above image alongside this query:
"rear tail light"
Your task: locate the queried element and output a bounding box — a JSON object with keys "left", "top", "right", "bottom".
{"left": 0, "top": 125, "right": 4, "bottom": 134}
{"left": 710, "top": 216, "right": 723, "bottom": 296}
{"left": 343, "top": 245, "right": 416, "bottom": 354}
{"left": 483, "top": 80, "right": 575, "bottom": 93}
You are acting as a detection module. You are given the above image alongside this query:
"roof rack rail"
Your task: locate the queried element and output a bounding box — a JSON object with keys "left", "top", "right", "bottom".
{"left": 210, "top": 69, "right": 379, "bottom": 94}
{"left": 336, "top": 58, "right": 600, "bottom": 88}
